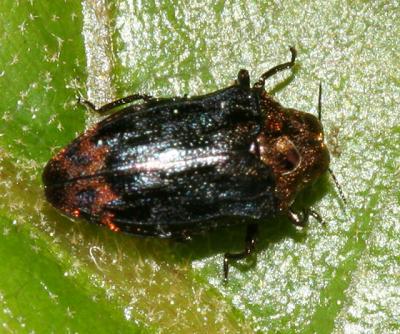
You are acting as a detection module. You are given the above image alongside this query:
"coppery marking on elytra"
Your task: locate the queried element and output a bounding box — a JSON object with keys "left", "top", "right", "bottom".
{"left": 92, "top": 180, "right": 120, "bottom": 213}
{"left": 53, "top": 127, "right": 109, "bottom": 180}
{"left": 100, "top": 211, "right": 120, "bottom": 232}
{"left": 62, "top": 176, "right": 120, "bottom": 219}
{"left": 71, "top": 209, "right": 80, "bottom": 217}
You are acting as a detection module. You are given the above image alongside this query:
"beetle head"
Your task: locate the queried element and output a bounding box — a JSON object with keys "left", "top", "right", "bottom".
{"left": 256, "top": 96, "right": 330, "bottom": 210}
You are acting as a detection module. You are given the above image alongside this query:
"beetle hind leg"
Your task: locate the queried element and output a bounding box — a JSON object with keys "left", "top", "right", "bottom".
{"left": 78, "top": 93, "right": 153, "bottom": 114}
{"left": 223, "top": 223, "right": 258, "bottom": 281}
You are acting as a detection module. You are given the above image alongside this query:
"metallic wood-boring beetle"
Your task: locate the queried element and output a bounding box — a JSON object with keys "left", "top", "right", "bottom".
{"left": 43, "top": 47, "right": 330, "bottom": 279}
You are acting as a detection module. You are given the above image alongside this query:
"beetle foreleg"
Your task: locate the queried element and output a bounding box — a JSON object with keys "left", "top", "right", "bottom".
{"left": 254, "top": 46, "right": 297, "bottom": 89}
{"left": 287, "top": 208, "right": 324, "bottom": 227}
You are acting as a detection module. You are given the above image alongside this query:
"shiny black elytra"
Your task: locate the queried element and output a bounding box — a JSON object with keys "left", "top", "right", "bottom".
{"left": 43, "top": 47, "right": 330, "bottom": 280}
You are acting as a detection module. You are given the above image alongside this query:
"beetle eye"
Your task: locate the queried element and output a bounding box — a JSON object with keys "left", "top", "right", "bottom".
{"left": 275, "top": 137, "right": 301, "bottom": 174}
{"left": 281, "top": 147, "right": 301, "bottom": 173}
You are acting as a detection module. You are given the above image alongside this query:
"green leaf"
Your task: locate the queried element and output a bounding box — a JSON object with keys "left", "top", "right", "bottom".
{"left": 0, "top": 1, "right": 399, "bottom": 333}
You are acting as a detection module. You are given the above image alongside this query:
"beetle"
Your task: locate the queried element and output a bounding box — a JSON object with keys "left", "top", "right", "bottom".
{"left": 42, "top": 47, "right": 330, "bottom": 279}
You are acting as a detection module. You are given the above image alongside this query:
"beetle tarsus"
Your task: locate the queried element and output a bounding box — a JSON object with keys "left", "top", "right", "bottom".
{"left": 308, "top": 208, "right": 325, "bottom": 225}
{"left": 77, "top": 96, "right": 97, "bottom": 112}
{"left": 223, "top": 223, "right": 258, "bottom": 281}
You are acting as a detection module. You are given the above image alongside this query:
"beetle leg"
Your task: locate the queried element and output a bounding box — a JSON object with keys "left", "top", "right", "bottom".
{"left": 223, "top": 223, "right": 258, "bottom": 281}
{"left": 287, "top": 208, "right": 308, "bottom": 227}
{"left": 308, "top": 208, "right": 325, "bottom": 225}
{"left": 288, "top": 208, "right": 325, "bottom": 227}
{"left": 254, "top": 46, "right": 297, "bottom": 89}
{"left": 78, "top": 94, "right": 153, "bottom": 114}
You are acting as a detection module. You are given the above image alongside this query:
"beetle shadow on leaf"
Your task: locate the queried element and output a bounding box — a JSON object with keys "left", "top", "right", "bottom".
{"left": 165, "top": 215, "right": 305, "bottom": 279}
{"left": 291, "top": 172, "right": 331, "bottom": 212}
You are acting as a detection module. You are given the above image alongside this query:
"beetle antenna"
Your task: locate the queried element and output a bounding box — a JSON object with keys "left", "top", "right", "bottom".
{"left": 318, "top": 82, "right": 322, "bottom": 121}
{"left": 328, "top": 168, "right": 347, "bottom": 206}
{"left": 319, "top": 83, "right": 347, "bottom": 207}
